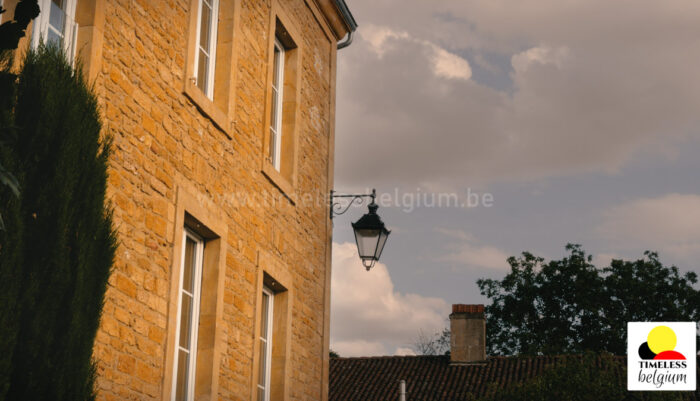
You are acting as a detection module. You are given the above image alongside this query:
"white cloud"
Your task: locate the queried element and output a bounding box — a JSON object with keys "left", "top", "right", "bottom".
{"left": 430, "top": 46, "right": 472, "bottom": 80}
{"left": 361, "top": 25, "right": 410, "bottom": 58}
{"left": 394, "top": 347, "right": 417, "bottom": 356}
{"left": 511, "top": 45, "right": 569, "bottom": 72}
{"left": 330, "top": 242, "right": 449, "bottom": 357}
{"left": 360, "top": 24, "right": 472, "bottom": 81}
{"left": 597, "top": 194, "right": 700, "bottom": 263}
{"left": 436, "top": 229, "right": 510, "bottom": 270}
{"left": 332, "top": 340, "right": 388, "bottom": 357}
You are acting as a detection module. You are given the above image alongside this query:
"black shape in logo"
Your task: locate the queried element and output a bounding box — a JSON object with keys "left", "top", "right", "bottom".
{"left": 638, "top": 342, "right": 657, "bottom": 360}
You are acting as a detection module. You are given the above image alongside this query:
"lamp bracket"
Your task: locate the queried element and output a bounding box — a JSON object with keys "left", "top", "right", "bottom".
{"left": 329, "top": 188, "right": 376, "bottom": 219}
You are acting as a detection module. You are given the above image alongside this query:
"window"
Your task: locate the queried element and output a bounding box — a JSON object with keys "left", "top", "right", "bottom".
{"left": 269, "top": 38, "right": 284, "bottom": 171}
{"left": 31, "top": 0, "right": 78, "bottom": 58}
{"left": 262, "top": 15, "right": 301, "bottom": 196}
{"left": 183, "top": 0, "right": 234, "bottom": 134}
{"left": 257, "top": 287, "right": 274, "bottom": 401}
{"left": 193, "top": 0, "right": 219, "bottom": 99}
{"left": 172, "top": 229, "right": 204, "bottom": 401}
{"left": 165, "top": 194, "right": 228, "bottom": 401}
{"left": 253, "top": 270, "right": 291, "bottom": 400}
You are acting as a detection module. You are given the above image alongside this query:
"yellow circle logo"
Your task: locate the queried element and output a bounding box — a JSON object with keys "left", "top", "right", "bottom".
{"left": 638, "top": 325, "right": 685, "bottom": 360}
{"left": 647, "top": 326, "right": 677, "bottom": 354}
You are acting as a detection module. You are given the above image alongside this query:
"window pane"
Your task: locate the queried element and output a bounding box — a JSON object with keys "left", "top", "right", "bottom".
{"left": 174, "top": 231, "right": 203, "bottom": 401}
{"left": 47, "top": 30, "right": 62, "bottom": 47}
{"left": 269, "top": 129, "right": 277, "bottom": 162}
{"left": 179, "top": 292, "right": 193, "bottom": 349}
{"left": 183, "top": 237, "right": 196, "bottom": 293}
{"left": 272, "top": 46, "right": 281, "bottom": 88}
{"left": 199, "top": 1, "right": 211, "bottom": 51}
{"left": 49, "top": 0, "right": 65, "bottom": 33}
{"left": 269, "top": 85, "right": 279, "bottom": 164}
{"left": 197, "top": 50, "right": 208, "bottom": 92}
{"left": 175, "top": 349, "right": 189, "bottom": 401}
{"left": 260, "top": 292, "right": 269, "bottom": 339}
{"left": 270, "top": 41, "right": 284, "bottom": 169}
{"left": 270, "top": 87, "right": 279, "bottom": 128}
{"left": 258, "top": 338, "right": 267, "bottom": 387}
{"left": 257, "top": 388, "right": 265, "bottom": 401}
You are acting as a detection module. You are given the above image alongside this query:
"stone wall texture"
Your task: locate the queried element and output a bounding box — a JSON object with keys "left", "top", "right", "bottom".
{"left": 83, "top": 0, "right": 341, "bottom": 399}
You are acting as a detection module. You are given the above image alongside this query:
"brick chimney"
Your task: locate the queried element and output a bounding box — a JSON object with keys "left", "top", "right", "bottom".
{"left": 449, "top": 304, "right": 486, "bottom": 363}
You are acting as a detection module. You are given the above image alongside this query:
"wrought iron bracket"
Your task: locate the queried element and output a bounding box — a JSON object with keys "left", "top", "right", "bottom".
{"left": 330, "top": 188, "right": 376, "bottom": 219}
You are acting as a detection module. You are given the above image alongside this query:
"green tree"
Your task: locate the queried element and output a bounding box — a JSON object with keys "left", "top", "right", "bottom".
{"left": 473, "top": 353, "right": 689, "bottom": 401}
{"left": 0, "top": 49, "right": 23, "bottom": 399}
{"left": 0, "top": 45, "right": 116, "bottom": 400}
{"left": 477, "top": 244, "right": 700, "bottom": 356}
{"left": 0, "top": 0, "right": 40, "bottom": 229}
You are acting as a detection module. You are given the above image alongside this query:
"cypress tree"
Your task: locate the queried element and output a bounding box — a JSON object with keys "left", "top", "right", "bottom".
{"left": 1, "top": 44, "right": 116, "bottom": 400}
{"left": 0, "top": 50, "right": 22, "bottom": 399}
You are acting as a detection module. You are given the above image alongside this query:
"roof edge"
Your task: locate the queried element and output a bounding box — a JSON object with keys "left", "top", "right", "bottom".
{"left": 334, "top": 0, "right": 358, "bottom": 32}
{"left": 312, "top": 0, "right": 357, "bottom": 40}
{"left": 332, "top": 355, "right": 448, "bottom": 361}
{"left": 330, "top": 354, "right": 633, "bottom": 361}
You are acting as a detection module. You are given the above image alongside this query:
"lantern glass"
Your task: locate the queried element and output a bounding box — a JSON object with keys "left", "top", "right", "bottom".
{"left": 350, "top": 201, "right": 391, "bottom": 270}
{"left": 375, "top": 229, "right": 389, "bottom": 260}
{"left": 354, "top": 228, "right": 379, "bottom": 258}
{"left": 352, "top": 227, "right": 390, "bottom": 270}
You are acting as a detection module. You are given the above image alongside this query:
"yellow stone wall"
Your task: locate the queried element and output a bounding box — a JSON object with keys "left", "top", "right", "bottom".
{"left": 72, "top": 0, "right": 346, "bottom": 399}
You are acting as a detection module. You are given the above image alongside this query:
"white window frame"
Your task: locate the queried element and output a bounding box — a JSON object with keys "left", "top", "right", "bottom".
{"left": 171, "top": 229, "right": 205, "bottom": 401}
{"left": 257, "top": 286, "right": 274, "bottom": 401}
{"left": 269, "top": 38, "right": 285, "bottom": 171}
{"left": 193, "top": 0, "right": 219, "bottom": 99}
{"left": 31, "top": 0, "right": 78, "bottom": 60}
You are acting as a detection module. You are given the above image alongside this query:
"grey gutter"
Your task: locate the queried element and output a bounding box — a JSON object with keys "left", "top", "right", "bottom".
{"left": 334, "top": 0, "right": 358, "bottom": 49}
{"left": 337, "top": 31, "right": 354, "bottom": 49}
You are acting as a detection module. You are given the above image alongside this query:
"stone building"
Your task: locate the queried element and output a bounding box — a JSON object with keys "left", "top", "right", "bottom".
{"left": 4, "top": 0, "right": 356, "bottom": 399}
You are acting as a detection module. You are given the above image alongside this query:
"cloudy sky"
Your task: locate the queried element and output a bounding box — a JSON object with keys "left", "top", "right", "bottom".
{"left": 329, "top": 0, "right": 700, "bottom": 357}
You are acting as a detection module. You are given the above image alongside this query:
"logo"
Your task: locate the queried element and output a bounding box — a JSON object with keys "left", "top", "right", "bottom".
{"left": 638, "top": 326, "right": 686, "bottom": 361}
{"left": 628, "top": 322, "right": 696, "bottom": 391}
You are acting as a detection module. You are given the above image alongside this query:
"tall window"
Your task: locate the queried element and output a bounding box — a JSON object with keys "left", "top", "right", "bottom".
{"left": 172, "top": 230, "right": 204, "bottom": 401}
{"left": 32, "top": 0, "right": 78, "bottom": 57}
{"left": 257, "top": 287, "right": 274, "bottom": 401}
{"left": 193, "top": 0, "right": 219, "bottom": 99}
{"left": 269, "top": 38, "right": 284, "bottom": 171}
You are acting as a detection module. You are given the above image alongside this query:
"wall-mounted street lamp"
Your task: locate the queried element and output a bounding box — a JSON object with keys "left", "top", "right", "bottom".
{"left": 330, "top": 189, "right": 391, "bottom": 270}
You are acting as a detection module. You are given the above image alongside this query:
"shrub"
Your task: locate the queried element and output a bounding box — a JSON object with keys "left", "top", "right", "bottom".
{"left": 0, "top": 44, "right": 115, "bottom": 401}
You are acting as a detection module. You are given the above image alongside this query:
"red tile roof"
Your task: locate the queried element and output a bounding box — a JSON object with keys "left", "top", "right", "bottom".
{"left": 329, "top": 354, "right": 700, "bottom": 400}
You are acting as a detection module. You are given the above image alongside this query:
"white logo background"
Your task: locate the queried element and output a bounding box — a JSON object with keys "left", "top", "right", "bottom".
{"left": 628, "top": 322, "right": 696, "bottom": 391}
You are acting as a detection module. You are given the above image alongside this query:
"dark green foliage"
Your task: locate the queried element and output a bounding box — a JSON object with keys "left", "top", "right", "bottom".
{"left": 472, "top": 353, "right": 690, "bottom": 401}
{"left": 478, "top": 244, "right": 700, "bottom": 356}
{"left": 0, "top": 44, "right": 115, "bottom": 400}
{"left": 0, "top": 50, "right": 22, "bottom": 399}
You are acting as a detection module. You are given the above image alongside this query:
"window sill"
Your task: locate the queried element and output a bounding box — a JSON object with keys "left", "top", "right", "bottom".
{"left": 183, "top": 80, "right": 232, "bottom": 138}
{"left": 262, "top": 163, "right": 296, "bottom": 204}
